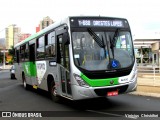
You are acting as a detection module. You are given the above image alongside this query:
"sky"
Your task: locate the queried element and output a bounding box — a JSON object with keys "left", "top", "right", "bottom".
{"left": 0, "top": 0, "right": 160, "bottom": 38}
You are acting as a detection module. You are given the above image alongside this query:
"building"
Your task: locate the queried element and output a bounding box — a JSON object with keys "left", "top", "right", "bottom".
{"left": 36, "top": 16, "right": 54, "bottom": 33}
{"left": 36, "top": 24, "right": 40, "bottom": 33}
{"left": 17, "top": 33, "right": 31, "bottom": 43}
{"left": 39, "top": 16, "right": 54, "bottom": 30}
{"left": 134, "top": 33, "right": 160, "bottom": 66}
{"left": 5, "top": 24, "right": 21, "bottom": 49}
{"left": 5, "top": 25, "right": 31, "bottom": 64}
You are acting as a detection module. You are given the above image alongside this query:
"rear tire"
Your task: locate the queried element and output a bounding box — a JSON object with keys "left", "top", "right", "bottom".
{"left": 50, "top": 81, "right": 60, "bottom": 103}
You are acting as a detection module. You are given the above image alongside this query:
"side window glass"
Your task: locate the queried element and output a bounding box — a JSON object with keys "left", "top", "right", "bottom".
{"left": 16, "top": 48, "right": 20, "bottom": 63}
{"left": 46, "top": 31, "right": 56, "bottom": 58}
{"left": 37, "top": 36, "right": 45, "bottom": 59}
{"left": 20, "top": 45, "right": 26, "bottom": 61}
{"left": 57, "top": 35, "right": 63, "bottom": 64}
{"left": 25, "top": 44, "right": 29, "bottom": 61}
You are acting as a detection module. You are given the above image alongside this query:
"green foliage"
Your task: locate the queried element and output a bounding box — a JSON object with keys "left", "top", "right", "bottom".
{"left": 8, "top": 46, "right": 15, "bottom": 56}
{"left": 0, "top": 52, "right": 6, "bottom": 63}
{"left": 8, "top": 46, "right": 15, "bottom": 63}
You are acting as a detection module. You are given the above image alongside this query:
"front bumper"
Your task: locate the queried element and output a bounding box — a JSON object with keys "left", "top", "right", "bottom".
{"left": 71, "top": 77, "right": 137, "bottom": 100}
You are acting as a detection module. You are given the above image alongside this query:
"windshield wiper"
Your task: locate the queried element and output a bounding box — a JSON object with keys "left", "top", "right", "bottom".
{"left": 87, "top": 28, "right": 107, "bottom": 58}
{"left": 110, "top": 28, "right": 119, "bottom": 59}
{"left": 87, "top": 28, "right": 104, "bottom": 48}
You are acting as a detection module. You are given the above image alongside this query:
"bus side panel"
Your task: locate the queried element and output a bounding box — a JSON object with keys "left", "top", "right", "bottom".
{"left": 14, "top": 63, "right": 22, "bottom": 81}
{"left": 22, "top": 62, "right": 37, "bottom": 85}
{"left": 36, "top": 60, "right": 72, "bottom": 99}
{"left": 35, "top": 60, "right": 62, "bottom": 95}
{"left": 36, "top": 60, "right": 54, "bottom": 91}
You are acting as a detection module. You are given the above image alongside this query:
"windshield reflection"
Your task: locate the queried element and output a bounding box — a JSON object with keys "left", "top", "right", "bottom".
{"left": 72, "top": 31, "right": 134, "bottom": 71}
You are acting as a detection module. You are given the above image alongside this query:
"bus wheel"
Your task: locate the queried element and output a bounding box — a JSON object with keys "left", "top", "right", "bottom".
{"left": 22, "top": 75, "right": 28, "bottom": 90}
{"left": 50, "top": 81, "right": 60, "bottom": 103}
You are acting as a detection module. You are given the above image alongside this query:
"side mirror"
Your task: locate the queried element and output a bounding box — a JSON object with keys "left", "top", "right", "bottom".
{"left": 62, "top": 33, "right": 70, "bottom": 45}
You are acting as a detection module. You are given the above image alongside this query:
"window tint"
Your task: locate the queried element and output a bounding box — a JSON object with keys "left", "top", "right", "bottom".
{"left": 46, "top": 31, "right": 56, "bottom": 58}
{"left": 20, "top": 45, "right": 26, "bottom": 61}
{"left": 37, "top": 36, "right": 45, "bottom": 59}
{"left": 25, "top": 44, "right": 29, "bottom": 61}
{"left": 19, "top": 43, "right": 29, "bottom": 62}
{"left": 37, "top": 36, "right": 45, "bottom": 48}
{"left": 15, "top": 48, "right": 20, "bottom": 63}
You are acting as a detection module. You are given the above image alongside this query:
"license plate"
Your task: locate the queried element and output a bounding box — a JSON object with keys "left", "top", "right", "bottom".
{"left": 107, "top": 91, "right": 118, "bottom": 96}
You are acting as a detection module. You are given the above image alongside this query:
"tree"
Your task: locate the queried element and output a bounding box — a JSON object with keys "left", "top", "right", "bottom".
{"left": 8, "top": 46, "right": 15, "bottom": 64}
{"left": 0, "top": 51, "right": 6, "bottom": 64}
{"left": 8, "top": 46, "right": 14, "bottom": 56}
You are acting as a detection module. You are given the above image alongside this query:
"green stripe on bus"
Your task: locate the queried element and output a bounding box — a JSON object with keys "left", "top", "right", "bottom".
{"left": 81, "top": 73, "right": 119, "bottom": 87}
{"left": 22, "top": 62, "right": 37, "bottom": 77}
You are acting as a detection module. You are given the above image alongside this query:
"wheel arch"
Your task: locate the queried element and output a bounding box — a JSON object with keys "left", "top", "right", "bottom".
{"left": 47, "top": 74, "right": 55, "bottom": 91}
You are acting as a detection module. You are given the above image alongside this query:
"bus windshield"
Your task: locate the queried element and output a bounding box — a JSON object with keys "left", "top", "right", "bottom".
{"left": 72, "top": 30, "right": 134, "bottom": 71}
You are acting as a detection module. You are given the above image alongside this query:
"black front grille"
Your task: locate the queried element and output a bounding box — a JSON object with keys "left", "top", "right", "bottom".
{"left": 94, "top": 85, "right": 128, "bottom": 96}
{"left": 79, "top": 67, "right": 132, "bottom": 79}
{"left": 85, "top": 70, "right": 131, "bottom": 79}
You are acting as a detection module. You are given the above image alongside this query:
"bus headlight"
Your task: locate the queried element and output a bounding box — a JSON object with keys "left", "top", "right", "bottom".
{"left": 73, "top": 74, "right": 89, "bottom": 87}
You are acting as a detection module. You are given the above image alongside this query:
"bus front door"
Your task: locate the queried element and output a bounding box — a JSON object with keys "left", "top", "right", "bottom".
{"left": 57, "top": 34, "right": 72, "bottom": 98}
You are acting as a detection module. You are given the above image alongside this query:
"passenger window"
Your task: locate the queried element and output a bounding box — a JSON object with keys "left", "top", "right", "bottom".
{"left": 16, "top": 49, "right": 20, "bottom": 63}
{"left": 20, "top": 45, "right": 26, "bottom": 61}
{"left": 25, "top": 44, "right": 29, "bottom": 61}
{"left": 46, "top": 31, "right": 56, "bottom": 58}
{"left": 37, "top": 36, "right": 45, "bottom": 59}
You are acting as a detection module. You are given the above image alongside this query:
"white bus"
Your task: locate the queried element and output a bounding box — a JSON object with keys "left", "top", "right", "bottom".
{"left": 14, "top": 16, "right": 137, "bottom": 102}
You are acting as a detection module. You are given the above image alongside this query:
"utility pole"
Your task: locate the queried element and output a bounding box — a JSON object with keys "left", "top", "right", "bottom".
{"left": 3, "top": 49, "right": 5, "bottom": 69}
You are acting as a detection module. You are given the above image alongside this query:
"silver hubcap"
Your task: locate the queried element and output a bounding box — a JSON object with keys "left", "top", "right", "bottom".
{"left": 52, "top": 86, "right": 57, "bottom": 96}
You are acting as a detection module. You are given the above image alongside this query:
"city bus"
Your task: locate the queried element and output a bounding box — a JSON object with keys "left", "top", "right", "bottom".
{"left": 14, "top": 16, "right": 137, "bottom": 102}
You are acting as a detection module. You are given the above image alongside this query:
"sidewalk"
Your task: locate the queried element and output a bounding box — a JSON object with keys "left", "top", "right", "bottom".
{"left": 130, "top": 74, "right": 160, "bottom": 98}
{"left": 1, "top": 65, "right": 12, "bottom": 70}
{"left": 130, "top": 85, "right": 160, "bottom": 98}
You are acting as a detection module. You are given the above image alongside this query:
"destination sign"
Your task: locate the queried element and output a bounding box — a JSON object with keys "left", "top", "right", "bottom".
{"left": 78, "top": 19, "right": 124, "bottom": 27}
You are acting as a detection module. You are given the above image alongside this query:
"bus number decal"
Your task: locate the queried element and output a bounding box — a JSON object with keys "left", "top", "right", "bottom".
{"left": 36, "top": 61, "right": 47, "bottom": 84}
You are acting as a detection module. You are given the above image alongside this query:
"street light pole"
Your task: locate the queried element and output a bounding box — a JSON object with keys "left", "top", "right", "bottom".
{"left": 3, "top": 50, "right": 5, "bottom": 69}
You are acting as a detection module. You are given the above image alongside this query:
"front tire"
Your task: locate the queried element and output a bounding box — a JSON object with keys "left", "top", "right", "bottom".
{"left": 50, "top": 81, "right": 60, "bottom": 103}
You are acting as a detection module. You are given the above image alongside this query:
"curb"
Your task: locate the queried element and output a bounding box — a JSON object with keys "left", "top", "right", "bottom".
{"left": 129, "top": 91, "right": 160, "bottom": 98}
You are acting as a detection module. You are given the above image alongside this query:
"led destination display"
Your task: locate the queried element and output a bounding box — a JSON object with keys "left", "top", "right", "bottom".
{"left": 78, "top": 19, "right": 124, "bottom": 27}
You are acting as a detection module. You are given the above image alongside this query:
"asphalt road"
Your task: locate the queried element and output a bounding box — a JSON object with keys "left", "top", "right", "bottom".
{"left": 0, "top": 70, "right": 160, "bottom": 120}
